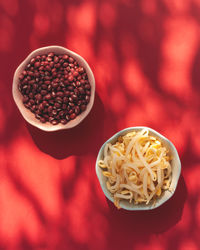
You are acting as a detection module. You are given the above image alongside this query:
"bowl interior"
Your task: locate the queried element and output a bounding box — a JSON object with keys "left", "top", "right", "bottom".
{"left": 96, "top": 126, "right": 181, "bottom": 210}
{"left": 13, "top": 46, "right": 95, "bottom": 132}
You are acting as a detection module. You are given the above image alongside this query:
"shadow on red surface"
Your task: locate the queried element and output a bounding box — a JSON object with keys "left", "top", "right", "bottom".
{"left": 27, "top": 93, "right": 105, "bottom": 159}
{"left": 1, "top": 0, "right": 200, "bottom": 249}
{"left": 104, "top": 175, "right": 187, "bottom": 249}
{"left": 106, "top": 174, "right": 186, "bottom": 230}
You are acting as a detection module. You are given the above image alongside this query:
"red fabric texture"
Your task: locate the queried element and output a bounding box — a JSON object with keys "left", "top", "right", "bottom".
{"left": 0, "top": 0, "right": 200, "bottom": 249}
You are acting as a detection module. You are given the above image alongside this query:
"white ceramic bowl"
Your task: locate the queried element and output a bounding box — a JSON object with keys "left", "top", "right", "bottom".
{"left": 12, "top": 46, "right": 95, "bottom": 132}
{"left": 96, "top": 126, "right": 181, "bottom": 210}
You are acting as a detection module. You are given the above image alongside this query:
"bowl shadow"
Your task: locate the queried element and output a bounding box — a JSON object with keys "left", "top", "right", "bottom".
{"left": 106, "top": 174, "right": 186, "bottom": 235}
{"left": 26, "top": 93, "right": 105, "bottom": 159}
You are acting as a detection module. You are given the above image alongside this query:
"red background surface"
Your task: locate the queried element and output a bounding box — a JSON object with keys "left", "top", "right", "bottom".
{"left": 0, "top": 0, "right": 200, "bottom": 249}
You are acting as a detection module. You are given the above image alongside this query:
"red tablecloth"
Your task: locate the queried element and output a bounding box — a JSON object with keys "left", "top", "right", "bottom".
{"left": 0, "top": 0, "right": 200, "bottom": 249}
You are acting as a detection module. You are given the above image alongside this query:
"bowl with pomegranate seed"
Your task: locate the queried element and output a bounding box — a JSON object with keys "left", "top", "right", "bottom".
{"left": 12, "top": 46, "right": 95, "bottom": 131}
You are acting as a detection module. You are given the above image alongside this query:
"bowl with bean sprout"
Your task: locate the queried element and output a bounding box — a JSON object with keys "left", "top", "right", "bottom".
{"left": 96, "top": 127, "right": 181, "bottom": 210}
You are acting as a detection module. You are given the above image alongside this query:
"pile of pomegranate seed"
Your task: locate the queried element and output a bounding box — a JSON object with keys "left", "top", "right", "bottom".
{"left": 18, "top": 53, "right": 91, "bottom": 125}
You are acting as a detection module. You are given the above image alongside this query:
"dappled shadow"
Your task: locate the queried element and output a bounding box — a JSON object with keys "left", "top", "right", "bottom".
{"left": 181, "top": 133, "right": 200, "bottom": 170}
{"left": 1, "top": 0, "right": 200, "bottom": 249}
{"left": 6, "top": 162, "right": 47, "bottom": 226}
{"left": 0, "top": 0, "right": 35, "bottom": 147}
{"left": 191, "top": 46, "right": 200, "bottom": 93}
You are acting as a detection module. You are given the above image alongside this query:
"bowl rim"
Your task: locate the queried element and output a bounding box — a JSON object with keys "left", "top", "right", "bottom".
{"left": 12, "top": 45, "right": 95, "bottom": 132}
{"left": 95, "top": 126, "right": 182, "bottom": 210}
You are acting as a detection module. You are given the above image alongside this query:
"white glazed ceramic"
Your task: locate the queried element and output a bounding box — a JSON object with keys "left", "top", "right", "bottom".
{"left": 12, "top": 46, "right": 95, "bottom": 132}
{"left": 96, "top": 126, "right": 181, "bottom": 210}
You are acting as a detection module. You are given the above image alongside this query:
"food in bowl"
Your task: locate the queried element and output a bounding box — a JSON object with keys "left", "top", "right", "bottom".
{"left": 18, "top": 52, "right": 91, "bottom": 125}
{"left": 98, "top": 129, "right": 172, "bottom": 209}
